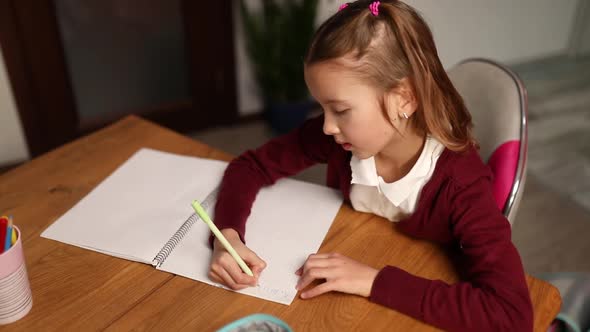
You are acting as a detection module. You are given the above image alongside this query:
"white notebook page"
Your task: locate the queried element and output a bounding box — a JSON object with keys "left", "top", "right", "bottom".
{"left": 42, "top": 148, "right": 343, "bottom": 305}
{"left": 41, "top": 148, "right": 227, "bottom": 263}
{"left": 158, "top": 178, "right": 342, "bottom": 305}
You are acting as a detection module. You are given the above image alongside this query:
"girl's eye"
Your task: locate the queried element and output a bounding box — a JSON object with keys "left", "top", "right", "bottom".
{"left": 335, "top": 108, "right": 350, "bottom": 114}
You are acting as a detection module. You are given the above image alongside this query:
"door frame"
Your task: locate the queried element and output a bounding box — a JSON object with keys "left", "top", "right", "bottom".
{"left": 0, "top": 0, "right": 238, "bottom": 157}
{"left": 0, "top": 0, "right": 77, "bottom": 157}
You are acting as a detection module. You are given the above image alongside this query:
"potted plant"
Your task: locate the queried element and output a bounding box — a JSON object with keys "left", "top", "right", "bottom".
{"left": 240, "top": 0, "right": 319, "bottom": 134}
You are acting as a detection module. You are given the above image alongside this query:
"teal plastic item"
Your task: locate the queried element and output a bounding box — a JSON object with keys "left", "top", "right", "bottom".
{"left": 217, "top": 313, "right": 292, "bottom": 332}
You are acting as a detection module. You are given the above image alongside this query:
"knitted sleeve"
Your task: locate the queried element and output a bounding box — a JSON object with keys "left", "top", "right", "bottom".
{"left": 212, "top": 115, "right": 336, "bottom": 242}
{"left": 369, "top": 176, "right": 533, "bottom": 331}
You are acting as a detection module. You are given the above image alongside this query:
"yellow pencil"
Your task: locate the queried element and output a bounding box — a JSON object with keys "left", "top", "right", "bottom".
{"left": 10, "top": 216, "right": 16, "bottom": 246}
{"left": 11, "top": 228, "right": 17, "bottom": 245}
{"left": 191, "top": 200, "right": 254, "bottom": 276}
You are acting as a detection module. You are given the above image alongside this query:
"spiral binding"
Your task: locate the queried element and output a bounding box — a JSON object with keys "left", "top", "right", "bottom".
{"left": 151, "top": 186, "right": 219, "bottom": 267}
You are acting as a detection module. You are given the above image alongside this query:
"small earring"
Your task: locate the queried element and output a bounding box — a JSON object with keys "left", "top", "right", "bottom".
{"left": 402, "top": 112, "right": 409, "bottom": 119}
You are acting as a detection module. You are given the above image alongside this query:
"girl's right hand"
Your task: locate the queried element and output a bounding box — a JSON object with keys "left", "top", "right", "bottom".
{"left": 208, "top": 228, "right": 267, "bottom": 290}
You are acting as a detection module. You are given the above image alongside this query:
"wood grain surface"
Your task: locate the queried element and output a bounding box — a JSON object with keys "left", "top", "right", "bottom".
{"left": 0, "top": 116, "right": 561, "bottom": 331}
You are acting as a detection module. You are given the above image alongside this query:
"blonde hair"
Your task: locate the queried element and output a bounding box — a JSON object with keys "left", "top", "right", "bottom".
{"left": 305, "top": 0, "right": 477, "bottom": 151}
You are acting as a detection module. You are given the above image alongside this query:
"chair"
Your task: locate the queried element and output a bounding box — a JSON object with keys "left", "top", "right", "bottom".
{"left": 447, "top": 58, "right": 528, "bottom": 225}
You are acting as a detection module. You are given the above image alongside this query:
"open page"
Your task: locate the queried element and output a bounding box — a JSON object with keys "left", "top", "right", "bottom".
{"left": 158, "top": 178, "right": 343, "bottom": 305}
{"left": 41, "top": 148, "right": 227, "bottom": 264}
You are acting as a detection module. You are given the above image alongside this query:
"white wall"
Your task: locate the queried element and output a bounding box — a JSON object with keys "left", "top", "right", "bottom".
{"left": 569, "top": 0, "right": 590, "bottom": 56}
{"left": 0, "top": 47, "right": 29, "bottom": 164}
{"left": 235, "top": 0, "right": 580, "bottom": 115}
{"left": 233, "top": 2, "right": 263, "bottom": 116}
{"left": 404, "top": 0, "right": 579, "bottom": 67}
{"left": 577, "top": 18, "right": 590, "bottom": 56}
{"left": 0, "top": 2, "right": 581, "bottom": 135}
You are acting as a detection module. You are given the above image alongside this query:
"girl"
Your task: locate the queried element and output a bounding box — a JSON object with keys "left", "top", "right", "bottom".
{"left": 208, "top": 1, "right": 533, "bottom": 331}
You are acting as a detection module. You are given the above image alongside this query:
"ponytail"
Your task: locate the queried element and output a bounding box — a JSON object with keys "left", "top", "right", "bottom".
{"left": 306, "top": 0, "right": 477, "bottom": 151}
{"left": 381, "top": 2, "right": 476, "bottom": 151}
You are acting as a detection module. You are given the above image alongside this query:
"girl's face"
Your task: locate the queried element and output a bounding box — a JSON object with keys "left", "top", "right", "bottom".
{"left": 304, "top": 60, "right": 403, "bottom": 160}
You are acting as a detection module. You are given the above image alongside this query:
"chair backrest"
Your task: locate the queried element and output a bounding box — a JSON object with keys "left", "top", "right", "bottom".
{"left": 447, "top": 58, "right": 528, "bottom": 225}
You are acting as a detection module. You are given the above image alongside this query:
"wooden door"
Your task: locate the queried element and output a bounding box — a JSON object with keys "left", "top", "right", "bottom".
{"left": 0, "top": 0, "right": 237, "bottom": 157}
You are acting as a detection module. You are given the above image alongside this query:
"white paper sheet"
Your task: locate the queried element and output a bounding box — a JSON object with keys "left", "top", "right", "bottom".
{"left": 159, "top": 178, "right": 342, "bottom": 305}
{"left": 41, "top": 148, "right": 343, "bottom": 305}
{"left": 41, "top": 148, "right": 228, "bottom": 263}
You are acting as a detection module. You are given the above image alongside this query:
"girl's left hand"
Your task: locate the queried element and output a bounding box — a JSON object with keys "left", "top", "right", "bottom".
{"left": 295, "top": 253, "right": 379, "bottom": 299}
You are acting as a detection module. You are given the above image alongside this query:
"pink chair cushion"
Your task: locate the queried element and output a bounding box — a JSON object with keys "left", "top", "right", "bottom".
{"left": 487, "top": 140, "right": 520, "bottom": 211}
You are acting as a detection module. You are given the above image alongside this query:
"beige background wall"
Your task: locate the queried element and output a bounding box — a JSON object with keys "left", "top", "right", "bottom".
{"left": 0, "top": 47, "right": 28, "bottom": 164}
{"left": 236, "top": 0, "right": 580, "bottom": 114}
{"left": 0, "top": 1, "right": 583, "bottom": 165}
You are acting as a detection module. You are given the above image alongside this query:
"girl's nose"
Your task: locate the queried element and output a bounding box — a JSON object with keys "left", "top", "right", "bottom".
{"left": 323, "top": 114, "right": 340, "bottom": 135}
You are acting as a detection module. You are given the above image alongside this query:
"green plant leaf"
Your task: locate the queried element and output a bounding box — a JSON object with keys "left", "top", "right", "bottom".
{"left": 240, "top": 0, "right": 319, "bottom": 103}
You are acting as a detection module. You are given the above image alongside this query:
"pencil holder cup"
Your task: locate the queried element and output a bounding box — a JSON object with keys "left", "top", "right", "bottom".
{"left": 0, "top": 226, "right": 33, "bottom": 325}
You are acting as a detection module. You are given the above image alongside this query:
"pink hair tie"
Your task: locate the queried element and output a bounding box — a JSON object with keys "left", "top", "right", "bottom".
{"left": 338, "top": 3, "right": 348, "bottom": 11}
{"left": 369, "top": 1, "right": 380, "bottom": 16}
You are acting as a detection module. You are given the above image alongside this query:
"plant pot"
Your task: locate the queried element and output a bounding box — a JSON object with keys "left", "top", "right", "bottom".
{"left": 265, "top": 100, "right": 316, "bottom": 135}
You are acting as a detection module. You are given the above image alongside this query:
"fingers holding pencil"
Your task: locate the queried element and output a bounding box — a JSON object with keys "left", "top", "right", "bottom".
{"left": 191, "top": 200, "right": 267, "bottom": 290}
{"left": 210, "top": 228, "right": 266, "bottom": 289}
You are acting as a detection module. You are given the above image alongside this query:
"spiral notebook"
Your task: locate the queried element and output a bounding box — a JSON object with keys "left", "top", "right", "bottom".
{"left": 41, "top": 148, "right": 342, "bottom": 305}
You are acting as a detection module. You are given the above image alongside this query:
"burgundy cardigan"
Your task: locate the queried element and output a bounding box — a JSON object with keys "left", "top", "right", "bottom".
{"left": 213, "top": 115, "right": 533, "bottom": 332}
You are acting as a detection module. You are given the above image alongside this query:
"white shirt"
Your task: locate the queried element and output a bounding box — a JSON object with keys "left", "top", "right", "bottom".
{"left": 349, "top": 136, "right": 445, "bottom": 222}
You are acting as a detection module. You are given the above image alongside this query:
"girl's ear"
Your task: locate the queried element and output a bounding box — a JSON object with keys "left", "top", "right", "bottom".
{"left": 395, "top": 78, "right": 417, "bottom": 117}
{"left": 384, "top": 93, "right": 401, "bottom": 125}
{"left": 384, "top": 78, "right": 417, "bottom": 125}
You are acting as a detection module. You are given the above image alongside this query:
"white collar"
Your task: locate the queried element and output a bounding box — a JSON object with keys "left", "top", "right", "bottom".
{"left": 350, "top": 136, "right": 442, "bottom": 205}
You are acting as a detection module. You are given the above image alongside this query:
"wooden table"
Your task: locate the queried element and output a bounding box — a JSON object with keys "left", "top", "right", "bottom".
{"left": 0, "top": 116, "right": 561, "bottom": 331}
